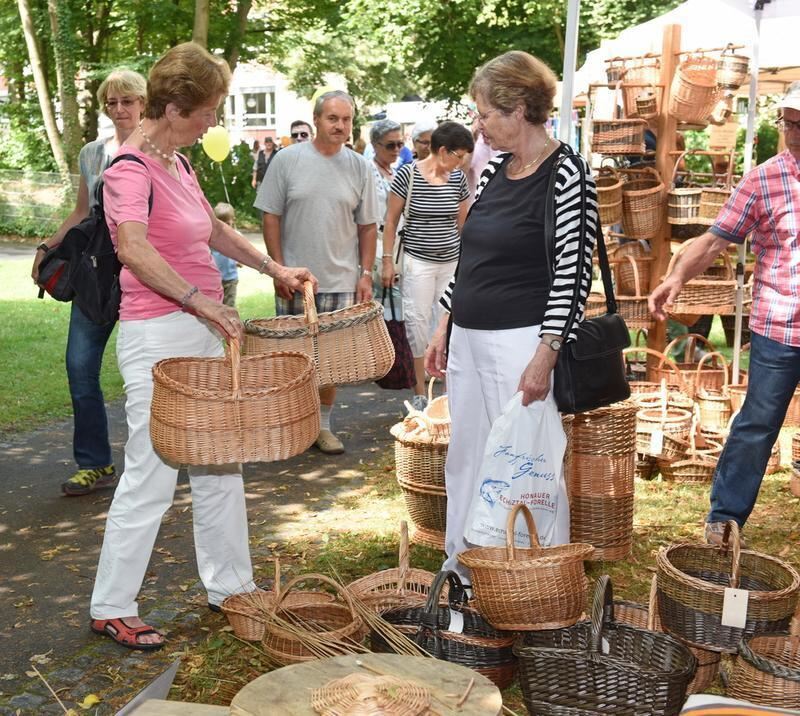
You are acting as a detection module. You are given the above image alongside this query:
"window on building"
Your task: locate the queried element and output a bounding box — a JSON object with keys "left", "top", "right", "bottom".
{"left": 242, "top": 89, "right": 276, "bottom": 128}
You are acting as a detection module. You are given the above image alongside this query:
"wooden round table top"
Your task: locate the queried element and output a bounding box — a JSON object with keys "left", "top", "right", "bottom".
{"left": 229, "top": 653, "right": 503, "bottom": 716}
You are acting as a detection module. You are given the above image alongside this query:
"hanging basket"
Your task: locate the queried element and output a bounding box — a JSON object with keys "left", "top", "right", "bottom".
{"left": 605, "top": 57, "right": 627, "bottom": 84}
{"left": 669, "top": 55, "right": 721, "bottom": 124}
{"left": 666, "top": 239, "right": 737, "bottom": 317}
{"left": 614, "top": 241, "right": 653, "bottom": 296}
{"left": 728, "top": 633, "right": 800, "bottom": 709}
{"left": 592, "top": 82, "right": 648, "bottom": 155}
{"left": 150, "top": 341, "right": 319, "bottom": 465}
{"left": 596, "top": 166, "right": 624, "bottom": 225}
{"left": 656, "top": 521, "right": 800, "bottom": 653}
{"left": 458, "top": 504, "right": 593, "bottom": 631}
{"left": 614, "top": 255, "right": 653, "bottom": 330}
{"left": 635, "top": 85, "right": 660, "bottom": 119}
{"left": 717, "top": 45, "right": 750, "bottom": 91}
{"left": 621, "top": 62, "right": 662, "bottom": 118}
{"left": 244, "top": 281, "right": 394, "bottom": 388}
{"left": 667, "top": 151, "right": 703, "bottom": 226}
{"left": 621, "top": 166, "right": 665, "bottom": 240}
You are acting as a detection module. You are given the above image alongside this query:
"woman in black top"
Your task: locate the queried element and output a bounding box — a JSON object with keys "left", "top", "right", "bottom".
{"left": 424, "top": 51, "right": 598, "bottom": 582}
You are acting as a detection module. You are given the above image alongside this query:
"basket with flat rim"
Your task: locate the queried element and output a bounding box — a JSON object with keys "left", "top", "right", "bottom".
{"left": 514, "top": 575, "right": 697, "bottom": 716}
{"left": 656, "top": 520, "right": 800, "bottom": 653}
{"left": 717, "top": 45, "right": 750, "bottom": 91}
{"left": 666, "top": 239, "right": 738, "bottom": 318}
{"left": 670, "top": 55, "right": 721, "bottom": 124}
{"left": 614, "top": 255, "right": 653, "bottom": 330}
{"left": 591, "top": 81, "right": 648, "bottom": 156}
{"left": 150, "top": 340, "right": 319, "bottom": 465}
{"left": 262, "top": 573, "right": 365, "bottom": 665}
{"left": 390, "top": 415, "right": 447, "bottom": 490}
{"left": 595, "top": 166, "right": 623, "bottom": 225}
{"left": 371, "top": 570, "right": 517, "bottom": 689}
{"left": 221, "top": 558, "right": 335, "bottom": 641}
{"left": 243, "top": 280, "right": 394, "bottom": 388}
{"left": 621, "top": 166, "right": 665, "bottom": 240}
{"left": 653, "top": 333, "right": 728, "bottom": 398}
{"left": 728, "top": 633, "right": 800, "bottom": 709}
{"left": 346, "top": 521, "right": 438, "bottom": 614}
{"left": 667, "top": 151, "right": 703, "bottom": 226}
{"left": 695, "top": 351, "right": 732, "bottom": 431}
{"left": 397, "top": 475, "right": 447, "bottom": 535}
{"left": 458, "top": 503, "right": 594, "bottom": 631}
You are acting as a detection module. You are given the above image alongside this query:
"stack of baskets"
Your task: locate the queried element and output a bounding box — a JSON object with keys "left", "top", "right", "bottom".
{"left": 669, "top": 55, "right": 721, "bottom": 125}
{"left": 569, "top": 402, "right": 638, "bottom": 560}
{"left": 621, "top": 167, "right": 665, "bottom": 240}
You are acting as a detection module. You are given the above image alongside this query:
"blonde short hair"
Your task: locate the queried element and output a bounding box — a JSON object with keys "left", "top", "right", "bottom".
{"left": 470, "top": 51, "right": 557, "bottom": 126}
{"left": 97, "top": 69, "right": 147, "bottom": 108}
{"left": 213, "top": 202, "right": 235, "bottom": 225}
{"left": 145, "top": 42, "right": 231, "bottom": 119}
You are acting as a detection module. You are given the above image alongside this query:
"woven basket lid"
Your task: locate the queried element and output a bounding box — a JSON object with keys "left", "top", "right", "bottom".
{"left": 311, "top": 673, "right": 429, "bottom": 715}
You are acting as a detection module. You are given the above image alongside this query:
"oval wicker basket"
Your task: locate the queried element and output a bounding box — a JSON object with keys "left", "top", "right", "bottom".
{"left": 397, "top": 475, "right": 447, "bottom": 534}
{"left": 621, "top": 166, "right": 665, "bottom": 240}
{"left": 666, "top": 239, "right": 737, "bottom": 318}
{"left": 243, "top": 281, "right": 394, "bottom": 388}
{"left": 656, "top": 521, "right": 800, "bottom": 653}
{"left": 391, "top": 415, "right": 447, "bottom": 490}
{"left": 596, "top": 166, "right": 624, "bottom": 225}
{"left": 150, "top": 342, "right": 319, "bottom": 465}
{"left": 458, "top": 504, "right": 594, "bottom": 631}
{"left": 669, "top": 56, "right": 720, "bottom": 124}
{"left": 728, "top": 634, "right": 800, "bottom": 709}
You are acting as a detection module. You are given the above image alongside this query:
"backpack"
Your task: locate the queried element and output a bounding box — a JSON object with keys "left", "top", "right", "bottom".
{"left": 255, "top": 149, "right": 268, "bottom": 183}
{"left": 37, "top": 153, "right": 188, "bottom": 326}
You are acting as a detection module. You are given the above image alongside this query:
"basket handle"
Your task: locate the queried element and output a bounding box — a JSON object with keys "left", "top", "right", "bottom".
{"left": 427, "top": 377, "right": 438, "bottom": 404}
{"left": 620, "top": 255, "right": 642, "bottom": 296}
{"left": 302, "top": 280, "right": 319, "bottom": 337}
{"left": 646, "top": 574, "right": 659, "bottom": 632}
{"left": 670, "top": 150, "right": 689, "bottom": 188}
{"left": 398, "top": 520, "right": 410, "bottom": 585}
{"left": 663, "top": 332, "right": 716, "bottom": 364}
{"left": 719, "top": 520, "right": 742, "bottom": 588}
{"left": 273, "top": 572, "right": 358, "bottom": 619}
{"left": 229, "top": 339, "right": 241, "bottom": 395}
{"left": 589, "top": 575, "right": 614, "bottom": 653}
{"left": 415, "top": 570, "right": 467, "bottom": 654}
{"left": 624, "top": 346, "right": 687, "bottom": 392}
{"left": 696, "top": 351, "right": 729, "bottom": 391}
{"left": 633, "top": 328, "right": 648, "bottom": 348}
{"left": 505, "top": 503, "right": 540, "bottom": 561}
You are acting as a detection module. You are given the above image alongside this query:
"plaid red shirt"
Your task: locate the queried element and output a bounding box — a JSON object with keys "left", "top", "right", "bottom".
{"left": 710, "top": 150, "right": 800, "bottom": 347}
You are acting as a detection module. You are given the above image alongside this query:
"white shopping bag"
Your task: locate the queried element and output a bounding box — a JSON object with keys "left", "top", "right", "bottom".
{"left": 464, "top": 392, "right": 569, "bottom": 548}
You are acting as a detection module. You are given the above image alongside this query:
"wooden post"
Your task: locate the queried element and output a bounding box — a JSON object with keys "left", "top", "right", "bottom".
{"left": 647, "top": 23, "right": 682, "bottom": 378}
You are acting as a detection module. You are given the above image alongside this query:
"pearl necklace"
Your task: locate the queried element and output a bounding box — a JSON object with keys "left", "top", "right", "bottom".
{"left": 510, "top": 136, "right": 551, "bottom": 175}
{"left": 138, "top": 121, "right": 176, "bottom": 164}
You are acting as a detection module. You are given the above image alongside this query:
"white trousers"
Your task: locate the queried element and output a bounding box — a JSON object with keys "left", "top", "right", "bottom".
{"left": 402, "top": 255, "right": 458, "bottom": 357}
{"left": 443, "top": 323, "right": 558, "bottom": 582}
{"left": 90, "top": 311, "right": 254, "bottom": 619}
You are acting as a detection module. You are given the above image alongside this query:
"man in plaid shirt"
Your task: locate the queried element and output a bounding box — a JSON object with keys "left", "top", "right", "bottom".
{"left": 650, "top": 82, "right": 800, "bottom": 546}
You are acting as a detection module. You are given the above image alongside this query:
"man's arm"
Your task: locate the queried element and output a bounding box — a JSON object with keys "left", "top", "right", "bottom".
{"left": 356, "top": 222, "right": 377, "bottom": 302}
{"left": 262, "top": 211, "right": 292, "bottom": 300}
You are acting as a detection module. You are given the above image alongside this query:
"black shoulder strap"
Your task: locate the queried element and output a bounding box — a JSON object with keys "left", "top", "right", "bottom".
{"left": 106, "top": 153, "right": 154, "bottom": 214}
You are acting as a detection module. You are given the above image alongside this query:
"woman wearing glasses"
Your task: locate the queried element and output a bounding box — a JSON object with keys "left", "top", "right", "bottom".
{"left": 382, "top": 121, "right": 474, "bottom": 410}
{"left": 32, "top": 69, "right": 147, "bottom": 497}
{"left": 369, "top": 119, "right": 404, "bottom": 221}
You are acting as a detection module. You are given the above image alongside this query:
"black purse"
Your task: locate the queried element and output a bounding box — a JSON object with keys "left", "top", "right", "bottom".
{"left": 376, "top": 287, "right": 416, "bottom": 390}
{"left": 544, "top": 151, "right": 631, "bottom": 415}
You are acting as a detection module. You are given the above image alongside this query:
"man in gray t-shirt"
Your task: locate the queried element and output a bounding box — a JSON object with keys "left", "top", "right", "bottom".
{"left": 255, "top": 90, "right": 380, "bottom": 455}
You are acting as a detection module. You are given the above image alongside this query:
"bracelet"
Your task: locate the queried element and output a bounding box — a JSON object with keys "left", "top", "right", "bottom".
{"left": 257, "top": 255, "right": 272, "bottom": 274}
{"left": 36, "top": 242, "right": 50, "bottom": 253}
{"left": 361, "top": 268, "right": 372, "bottom": 277}
{"left": 382, "top": 253, "right": 393, "bottom": 258}
{"left": 180, "top": 285, "right": 199, "bottom": 308}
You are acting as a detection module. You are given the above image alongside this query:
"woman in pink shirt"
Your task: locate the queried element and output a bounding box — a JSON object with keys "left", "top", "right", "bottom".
{"left": 89, "top": 42, "right": 316, "bottom": 651}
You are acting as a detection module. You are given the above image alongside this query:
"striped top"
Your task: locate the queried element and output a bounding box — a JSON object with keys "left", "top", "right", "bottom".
{"left": 710, "top": 149, "right": 800, "bottom": 346}
{"left": 390, "top": 163, "right": 469, "bottom": 263}
{"left": 440, "top": 145, "right": 598, "bottom": 342}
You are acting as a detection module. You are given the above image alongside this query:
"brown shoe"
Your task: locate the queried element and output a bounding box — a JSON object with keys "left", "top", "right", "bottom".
{"left": 705, "top": 521, "right": 747, "bottom": 549}
{"left": 314, "top": 429, "right": 345, "bottom": 454}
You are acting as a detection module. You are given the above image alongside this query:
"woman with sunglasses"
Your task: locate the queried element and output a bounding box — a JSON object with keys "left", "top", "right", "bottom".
{"left": 369, "top": 119, "right": 403, "bottom": 223}
{"left": 382, "top": 120, "right": 474, "bottom": 410}
{"left": 32, "top": 69, "right": 147, "bottom": 497}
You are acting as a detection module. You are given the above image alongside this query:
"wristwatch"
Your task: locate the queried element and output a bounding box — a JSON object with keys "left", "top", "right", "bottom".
{"left": 361, "top": 268, "right": 372, "bottom": 278}
{"left": 545, "top": 337, "right": 563, "bottom": 352}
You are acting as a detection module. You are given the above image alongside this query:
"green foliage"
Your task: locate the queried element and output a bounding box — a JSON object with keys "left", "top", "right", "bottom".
{"left": 586, "top": 0, "right": 683, "bottom": 41}
{"left": 0, "top": 99, "right": 59, "bottom": 172}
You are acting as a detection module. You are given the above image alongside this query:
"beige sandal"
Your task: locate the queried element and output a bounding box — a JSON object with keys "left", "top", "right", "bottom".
{"left": 314, "top": 428, "right": 344, "bottom": 454}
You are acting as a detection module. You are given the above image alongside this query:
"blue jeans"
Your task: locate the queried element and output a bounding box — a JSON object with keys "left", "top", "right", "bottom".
{"left": 65, "top": 303, "right": 115, "bottom": 469}
{"left": 708, "top": 331, "right": 800, "bottom": 526}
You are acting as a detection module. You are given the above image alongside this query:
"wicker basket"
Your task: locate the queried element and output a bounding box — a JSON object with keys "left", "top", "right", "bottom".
{"left": 791, "top": 465, "right": 800, "bottom": 498}
{"left": 422, "top": 378, "right": 449, "bottom": 439}
{"left": 669, "top": 56, "right": 721, "bottom": 124}
{"left": 261, "top": 573, "right": 365, "bottom": 665}
{"left": 346, "top": 522, "right": 437, "bottom": 614}
{"left": 656, "top": 521, "right": 800, "bottom": 653}
{"left": 635, "top": 404, "right": 693, "bottom": 458}
{"left": 698, "top": 186, "right": 732, "bottom": 225}
{"left": 391, "top": 416, "right": 447, "bottom": 490}
{"left": 634, "top": 85, "right": 659, "bottom": 119}
{"left": 717, "top": 45, "right": 750, "bottom": 91}
{"left": 793, "top": 432, "right": 800, "bottom": 462}
{"left": 458, "top": 504, "right": 593, "bottom": 630}
{"left": 621, "top": 62, "right": 662, "bottom": 118}
{"left": 615, "top": 256, "right": 653, "bottom": 329}
{"left": 666, "top": 240, "right": 737, "bottom": 318}
{"left": 658, "top": 431, "right": 718, "bottom": 484}
{"left": 592, "top": 82, "right": 648, "bottom": 155}
{"left": 636, "top": 453, "right": 659, "bottom": 480}
{"left": 621, "top": 166, "right": 665, "bottom": 240}
{"left": 372, "top": 570, "right": 517, "bottom": 689}
{"left": 596, "top": 166, "right": 623, "bottom": 225}
{"left": 695, "top": 352, "right": 732, "bottom": 430}
{"left": 244, "top": 281, "right": 394, "bottom": 388}
{"left": 150, "top": 342, "right": 319, "bottom": 465}
{"left": 614, "top": 241, "right": 653, "bottom": 295}
{"left": 515, "top": 575, "right": 697, "bottom": 716}
{"left": 624, "top": 346, "right": 689, "bottom": 399}
{"left": 397, "top": 476, "right": 447, "bottom": 535}
{"left": 728, "top": 634, "right": 800, "bottom": 709}
{"left": 667, "top": 151, "right": 703, "bottom": 225}
{"left": 569, "top": 488, "right": 635, "bottom": 561}
{"left": 409, "top": 526, "right": 445, "bottom": 551}
{"left": 655, "top": 333, "right": 728, "bottom": 398}
{"left": 605, "top": 58, "right": 627, "bottom": 84}
{"left": 570, "top": 401, "right": 638, "bottom": 456}
{"left": 584, "top": 292, "right": 607, "bottom": 319}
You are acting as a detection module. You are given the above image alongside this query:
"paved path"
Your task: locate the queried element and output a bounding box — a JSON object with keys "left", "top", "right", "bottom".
{"left": 0, "top": 384, "right": 409, "bottom": 714}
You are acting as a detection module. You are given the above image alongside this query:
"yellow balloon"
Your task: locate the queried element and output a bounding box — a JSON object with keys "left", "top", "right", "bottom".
{"left": 311, "top": 85, "right": 337, "bottom": 106}
{"left": 201, "top": 126, "right": 231, "bottom": 162}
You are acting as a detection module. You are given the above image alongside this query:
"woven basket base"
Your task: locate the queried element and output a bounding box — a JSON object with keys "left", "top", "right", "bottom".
{"left": 410, "top": 526, "right": 445, "bottom": 551}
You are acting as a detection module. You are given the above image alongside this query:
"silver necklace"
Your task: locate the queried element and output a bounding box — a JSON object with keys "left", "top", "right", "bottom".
{"left": 138, "top": 121, "right": 176, "bottom": 164}
{"left": 511, "top": 136, "right": 551, "bottom": 174}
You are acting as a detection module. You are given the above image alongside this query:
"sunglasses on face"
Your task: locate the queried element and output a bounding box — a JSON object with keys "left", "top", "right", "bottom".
{"left": 104, "top": 98, "right": 138, "bottom": 110}
{"left": 291, "top": 131, "right": 310, "bottom": 139}
{"left": 380, "top": 141, "right": 404, "bottom": 150}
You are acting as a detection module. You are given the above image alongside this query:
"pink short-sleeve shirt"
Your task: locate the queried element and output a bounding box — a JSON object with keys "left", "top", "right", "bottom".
{"left": 103, "top": 147, "right": 223, "bottom": 321}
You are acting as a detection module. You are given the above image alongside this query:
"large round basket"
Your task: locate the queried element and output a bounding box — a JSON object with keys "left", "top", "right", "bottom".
{"left": 595, "top": 166, "right": 623, "bottom": 225}
{"left": 397, "top": 476, "right": 447, "bottom": 535}
{"left": 656, "top": 521, "right": 800, "bottom": 653}
{"left": 728, "top": 634, "right": 800, "bottom": 709}
{"left": 514, "top": 575, "right": 697, "bottom": 716}
{"left": 666, "top": 240, "right": 737, "bottom": 317}
{"left": 458, "top": 504, "right": 593, "bottom": 631}
{"left": 621, "top": 167, "right": 665, "bottom": 240}
{"left": 391, "top": 417, "right": 447, "bottom": 490}
{"left": 150, "top": 342, "right": 319, "bottom": 465}
{"left": 243, "top": 281, "right": 394, "bottom": 388}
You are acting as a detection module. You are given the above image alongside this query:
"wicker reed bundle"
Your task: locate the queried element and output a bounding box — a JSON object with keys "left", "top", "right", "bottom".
{"left": 243, "top": 281, "right": 394, "bottom": 388}
{"left": 621, "top": 166, "right": 665, "bottom": 239}
{"left": 570, "top": 401, "right": 638, "bottom": 456}
{"left": 614, "top": 255, "right": 653, "bottom": 329}
{"left": 656, "top": 521, "right": 800, "bottom": 653}
{"left": 515, "top": 575, "right": 697, "bottom": 716}
{"left": 346, "top": 522, "right": 437, "bottom": 614}
{"left": 654, "top": 333, "right": 728, "bottom": 398}
{"left": 310, "top": 672, "right": 430, "bottom": 716}
{"left": 150, "top": 342, "right": 319, "bottom": 465}
{"left": 390, "top": 417, "right": 447, "bottom": 490}
{"left": 458, "top": 504, "right": 594, "bottom": 631}
{"left": 666, "top": 240, "right": 737, "bottom": 318}
{"left": 728, "top": 634, "right": 800, "bottom": 709}
{"left": 793, "top": 432, "right": 800, "bottom": 463}
{"left": 695, "top": 352, "right": 732, "bottom": 431}
{"left": 717, "top": 45, "right": 750, "bottom": 91}
{"left": 670, "top": 56, "right": 721, "bottom": 124}
{"left": 595, "top": 167, "right": 624, "bottom": 225}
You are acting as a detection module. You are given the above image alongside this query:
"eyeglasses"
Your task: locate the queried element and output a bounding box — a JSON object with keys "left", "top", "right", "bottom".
{"left": 379, "top": 141, "right": 404, "bottom": 150}
{"left": 476, "top": 107, "right": 502, "bottom": 123}
{"left": 448, "top": 149, "right": 468, "bottom": 160}
{"left": 291, "top": 131, "right": 310, "bottom": 139}
{"left": 104, "top": 98, "right": 138, "bottom": 110}
{"left": 777, "top": 117, "right": 800, "bottom": 132}
{"left": 414, "top": 139, "right": 431, "bottom": 146}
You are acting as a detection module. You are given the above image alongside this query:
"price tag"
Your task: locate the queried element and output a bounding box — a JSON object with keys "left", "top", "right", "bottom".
{"left": 649, "top": 430, "right": 664, "bottom": 455}
{"left": 721, "top": 587, "right": 749, "bottom": 629}
{"left": 447, "top": 609, "right": 465, "bottom": 634}
{"left": 601, "top": 637, "right": 610, "bottom": 654}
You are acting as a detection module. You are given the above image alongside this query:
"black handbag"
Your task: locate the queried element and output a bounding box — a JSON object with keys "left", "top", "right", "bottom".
{"left": 376, "top": 288, "right": 416, "bottom": 390}
{"left": 544, "top": 150, "right": 631, "bottom": 415}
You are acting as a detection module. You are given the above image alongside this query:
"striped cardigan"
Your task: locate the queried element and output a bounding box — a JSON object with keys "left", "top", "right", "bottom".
{"left": 440, "top": 145, "right": 599, "bottom": 342}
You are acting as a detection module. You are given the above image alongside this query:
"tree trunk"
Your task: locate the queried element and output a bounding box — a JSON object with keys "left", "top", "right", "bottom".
{"left": 16, "top": 0, "right": 72, "bottom": 183}
{"left": 224, "top": 0, "right": 253, "bottom": 74}
{"left": 47, "top": 0, "right": 82, "bottom": 172}
{"left": 193, "top": 0, "right": 209, "bottom": 47}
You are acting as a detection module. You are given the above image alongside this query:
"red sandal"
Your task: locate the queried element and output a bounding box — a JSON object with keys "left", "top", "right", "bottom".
{"left": 90, "top": 618, "right": 165, "bottom": 651}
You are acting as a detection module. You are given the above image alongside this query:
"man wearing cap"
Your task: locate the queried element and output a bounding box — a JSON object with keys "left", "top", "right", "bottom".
{"left": 650, "top": 82, "right": 800, "bottom": 546}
